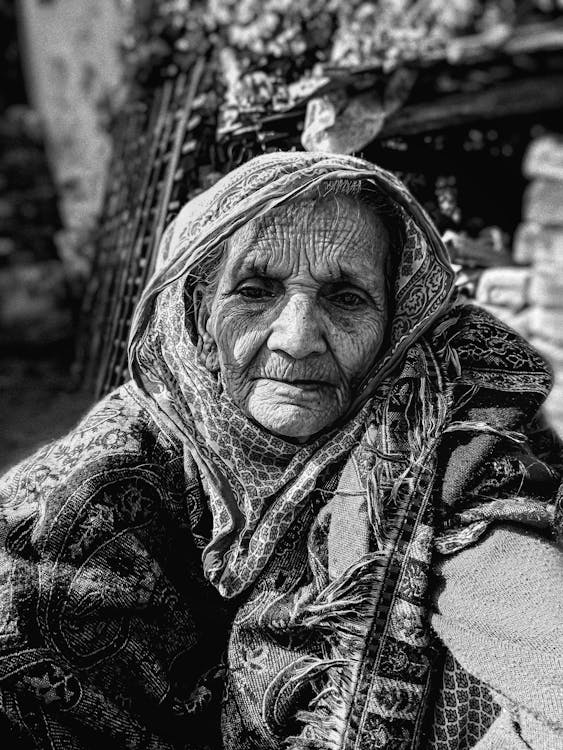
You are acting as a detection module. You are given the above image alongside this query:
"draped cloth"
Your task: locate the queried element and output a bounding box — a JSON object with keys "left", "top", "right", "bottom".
{"left": 1, "top": 152, "right": 562, "bottom": 749}
{"left": 129, "top": 152, "right": 459, "bottom": 599}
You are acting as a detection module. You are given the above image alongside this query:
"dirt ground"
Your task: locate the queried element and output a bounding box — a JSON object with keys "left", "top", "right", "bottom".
{"left": 0, "top": 349, "right": 94, "bottom": 473}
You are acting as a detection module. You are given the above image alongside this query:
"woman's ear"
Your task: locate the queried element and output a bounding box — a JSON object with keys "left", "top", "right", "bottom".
{"left": 193, "top": 283, "right": 220, "bottom": 373}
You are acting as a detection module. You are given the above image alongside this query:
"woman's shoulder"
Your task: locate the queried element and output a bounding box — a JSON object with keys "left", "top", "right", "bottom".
{"left": 430, "top": 302, "right": 552, "bottom": 403}
{"left": 0, "top": 382, "right": 195, "bottom": 547}
{"left": 2, "top": 382, "right": 167, "bottom": 481}
{"left": 432, "top": 524, "right": 563, "bottom": 747}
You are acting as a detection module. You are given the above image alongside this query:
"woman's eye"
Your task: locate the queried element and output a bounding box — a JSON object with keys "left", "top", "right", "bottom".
{"left": 329, "top": 291, "right": 365, "bottom": 309}
{"left": 237, "top": 283, "right": 274, "bottom": 300}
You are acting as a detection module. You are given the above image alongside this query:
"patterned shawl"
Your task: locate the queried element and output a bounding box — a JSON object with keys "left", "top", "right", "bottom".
{"left": 126, "top": 152, "right": 561, "bottom": 747}
{"left": 1, "top": 152, "right": 560, "bottom": 750}
{"left": 129, "top": 152, "right": 458, "bottom": 598}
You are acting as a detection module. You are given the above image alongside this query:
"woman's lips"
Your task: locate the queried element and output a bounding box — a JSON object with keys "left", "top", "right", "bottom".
{"left": 257, "top": 377, "right": 334, "bottom": 391}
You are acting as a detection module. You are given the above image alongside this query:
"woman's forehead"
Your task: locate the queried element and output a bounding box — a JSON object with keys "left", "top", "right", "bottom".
{"left": 223, "top": 196, "right": 389, "bottom": 281}
{"left": 236, "top": 192, "right": 387, "bottom": 241}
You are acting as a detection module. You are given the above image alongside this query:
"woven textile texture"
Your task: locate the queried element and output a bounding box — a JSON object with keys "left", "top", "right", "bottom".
{"left": 1, "top": 152, "right": 562, "bottom": 749}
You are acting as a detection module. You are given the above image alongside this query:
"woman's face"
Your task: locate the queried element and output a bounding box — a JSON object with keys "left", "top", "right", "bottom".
{"left": 195, "top": 194, "right": 389, "bottom": 440}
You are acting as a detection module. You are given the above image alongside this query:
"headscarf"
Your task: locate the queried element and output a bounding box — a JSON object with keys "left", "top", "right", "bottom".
{"left": 0, "top": 154, "right": 559, "bottom": 749}
{"left": 129, "top": 152, "right": 560, "bottom": 598}
{"left": 128, "top": 152, "right": 459, "bottom": 598}
{"left": 118, "top": 152, "right": 563, "bottom": 749}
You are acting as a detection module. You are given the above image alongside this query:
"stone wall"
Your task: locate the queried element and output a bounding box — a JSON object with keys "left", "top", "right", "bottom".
{"left": 521, "top": 136, "right": 563, "bottom": 433}
{"left": 473, "top": 135, "right": 563, "bottom": 435}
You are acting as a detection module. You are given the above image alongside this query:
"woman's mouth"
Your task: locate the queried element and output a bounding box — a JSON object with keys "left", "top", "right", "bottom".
{"left": 259, "top": 377, "right": 334, "bottom": 391}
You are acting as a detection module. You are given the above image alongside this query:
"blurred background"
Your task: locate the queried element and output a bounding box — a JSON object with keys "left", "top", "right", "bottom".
{"left": 1, "top": 0, "right": 563, "bottom": 471}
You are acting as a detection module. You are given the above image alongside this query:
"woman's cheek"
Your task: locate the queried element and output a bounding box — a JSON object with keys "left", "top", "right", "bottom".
{"left": 331, "top": 315, "right": 385, "bottom": 381}
{"left": 231, "top": 327, "right": 268, "bottom": 365}
{"left": 213, "top": 308, "right": 269, "bottom": 370}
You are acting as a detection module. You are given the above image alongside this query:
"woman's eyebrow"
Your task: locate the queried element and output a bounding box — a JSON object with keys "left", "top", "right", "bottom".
{"left": 230, "top": 250, "right": 272, "bottom": 278}
{"left": 228, "top": 245, "right": 381, "bottom": 285}
{"left": 334, "top": 259, "right": 380, "bottom": 286}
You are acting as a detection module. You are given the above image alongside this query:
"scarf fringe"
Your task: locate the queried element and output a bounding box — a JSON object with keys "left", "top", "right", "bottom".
{"left": 282, "top": 550, "right": 396, "bottom": 749}
{"left": 290, "top": 551, "right": 394, "bottom": 637}
{"left": 281, "top": 356, "right": 450, "bottom": 749}
{"left": 444, "top": 420, "right": 526, "bottom": 444}
{"left": 263, "top": 656, "right": 350, "bottom": 736}
{"left": 430, "top": 313, "right": 463, "bottom": 379}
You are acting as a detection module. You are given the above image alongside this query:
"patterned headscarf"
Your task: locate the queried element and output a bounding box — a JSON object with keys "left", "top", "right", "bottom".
{"left": 128, "top": 152, "right": 455, "bottom": 598}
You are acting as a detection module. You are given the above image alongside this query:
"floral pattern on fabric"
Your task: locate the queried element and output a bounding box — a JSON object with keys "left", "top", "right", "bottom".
{"left": 1, "top": 153, "right": 560, "bottom": 749}
{"left": 129, "top": 152, "right": 456, "bottom": 598}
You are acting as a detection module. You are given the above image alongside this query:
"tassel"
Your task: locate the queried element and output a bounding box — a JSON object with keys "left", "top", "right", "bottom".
{"left": 444, "top": 421, "right": 526, "bottom": 444}
{"left": 285, "top": 352, "right": 451, "bottom": 750}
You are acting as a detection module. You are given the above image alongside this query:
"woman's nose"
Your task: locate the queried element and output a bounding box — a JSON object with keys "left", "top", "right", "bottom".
{"left": 267, "top": 294, "right": 327, "bottom": 359}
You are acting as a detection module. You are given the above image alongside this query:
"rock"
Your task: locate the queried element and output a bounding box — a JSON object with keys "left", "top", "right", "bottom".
{"left": 528, "top": 336, "right": 563, "bottom": 367}
{"left": 528, "top": 306, "right": 563, "bottom": 346}
{"left": 544, "top": 380, "right": 563, "bottom": 433}
{"left": 523, "top": 135, "right": 563, "bottom": 182}
{"left": 475, "top": 267, "right": 530, "bottom": 311}
{"left": 531, "top": 228, "right": 563, "bottom": 275}
{"left": 544, "top": 400, "right": 563, "bottom": 439}
{"left": 524, "top": 179, "right": 563, "bottom": 226}
{"left": 514, "top": 223, "right": 563, "bottom": 269}
{"left": 528, "top": 271, "right": 563, "bottom": 309}
{"left": 513, "top": 222, "right": 541, "bottom": 265}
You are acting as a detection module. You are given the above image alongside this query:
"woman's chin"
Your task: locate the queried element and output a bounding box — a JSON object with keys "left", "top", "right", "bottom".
{"left": 241, "top": 380, "right": 345, "bottom": 440}
{"left": 247, "top": 402, "right": 338, "bottom": 441}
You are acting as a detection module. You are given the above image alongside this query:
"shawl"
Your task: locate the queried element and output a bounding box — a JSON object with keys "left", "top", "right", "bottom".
{"left": 128, "top": 152, "right": 458, "bottom": 599}
{"left": 1, "top": 152, "right": 561, "bottom": 750}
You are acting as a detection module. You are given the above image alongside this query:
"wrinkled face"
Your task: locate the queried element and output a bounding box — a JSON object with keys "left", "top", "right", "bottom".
{"left": 195, "top": 194, "right": 389, "bottom": 440}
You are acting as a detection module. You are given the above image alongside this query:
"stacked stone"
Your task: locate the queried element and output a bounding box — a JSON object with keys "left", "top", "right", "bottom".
{"left": 466, "top": 226, "right": 531, "bottom": 353}
{"left": 473, "top": 265, "right": 531, "bottom": 340}
{"left": 468, "top": 136, "right": 563, "bottom": 434}
{"left": 514, "top": 136, "right": 563, "bottom": 433}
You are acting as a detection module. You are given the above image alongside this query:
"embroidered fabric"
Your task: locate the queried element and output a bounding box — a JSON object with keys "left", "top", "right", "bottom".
{"left": 0, "top": 153, "right": 561, "bottom": 749}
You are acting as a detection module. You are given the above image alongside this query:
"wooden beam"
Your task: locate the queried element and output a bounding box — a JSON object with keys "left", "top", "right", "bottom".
{"left": 380, "top": 73, "right": 563, "bottom": 138}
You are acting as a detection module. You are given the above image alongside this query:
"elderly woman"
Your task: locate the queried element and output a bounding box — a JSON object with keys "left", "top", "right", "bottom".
{"left": 0, "top": 153, "right": 562, "bottom": 750}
